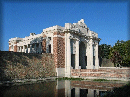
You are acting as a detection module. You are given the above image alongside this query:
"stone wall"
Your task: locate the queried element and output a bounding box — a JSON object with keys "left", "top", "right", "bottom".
{"left": 71, "top": 67, "right": 130, "bottom": 81}
{"left": 0, "top": 51, "right": 56, "bottom": 81}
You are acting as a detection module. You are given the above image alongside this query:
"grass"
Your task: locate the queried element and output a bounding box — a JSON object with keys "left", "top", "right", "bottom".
{"left": 55, "top": 77, "right": 121, "bottom": 82}
{"left": 55, "top": 77, "right": 85, "bottom": 81}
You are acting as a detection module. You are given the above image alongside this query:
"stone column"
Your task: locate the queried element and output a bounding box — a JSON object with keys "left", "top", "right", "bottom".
{"left": 95, "top": 42, "right": 99, "bottom": 69}
{"left": 21, "top": 46, "right": 22, "bottom": 52}
{"left": 87, "top": 38, "right": 93, "bottom": 69}
{"left": 65, "top": 33, "right": 71, "bottom": 77}
{"left": 19, "top": 47, "right": 21, "bottom": 52}
{"left": 26, "top": 45, "right": 28, "bottom": 53}
{"left": 75, "top": 39, "right": 79, "bottom": 69}
{"left": 30, "top": 44, "right": 32, "bottom": 53}
{"left": 34, "top": 43, "right": 36, "bottom": 53}
{"left": 87, "top": 89, "right": 94, "bottom": 97}
{"left": 23, "top": 45, "right": 25, "bottom": 53}
{"left": 65, "top": 80, "right": 71, "bottom": 97}
{"left": 27, "top": 44, "right": 30, "bottom": 53}
{"left": 75, "top": 87, "right": 80, "bottom": 97}
{"left": 39, "top": 42, "right": 41, "bottom": 53}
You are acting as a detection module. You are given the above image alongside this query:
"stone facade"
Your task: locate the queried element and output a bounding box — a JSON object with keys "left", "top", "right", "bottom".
{"left": 9, "top": 19, "right": 100, "bottom": 77}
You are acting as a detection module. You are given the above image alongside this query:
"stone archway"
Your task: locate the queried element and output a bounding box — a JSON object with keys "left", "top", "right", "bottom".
{"left": 79, "top": 41, "right": 86, "bottom": 69}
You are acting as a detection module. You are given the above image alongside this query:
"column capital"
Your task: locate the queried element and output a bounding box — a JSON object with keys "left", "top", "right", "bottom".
{"left": 69, "top": 35, "right": 80, "bottom": 41}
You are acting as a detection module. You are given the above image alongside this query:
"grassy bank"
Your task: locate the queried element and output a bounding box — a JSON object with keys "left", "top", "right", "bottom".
{"left": 0, "top": 51, "right": 56, "bottom": 81}
{"left": 55, "top": 77, "right": 121, "bottom": 82}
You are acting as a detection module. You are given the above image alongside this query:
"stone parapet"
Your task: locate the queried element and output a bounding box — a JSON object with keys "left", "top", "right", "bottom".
{"left": 43, "top": 25, "right": 65, "bottom": 32}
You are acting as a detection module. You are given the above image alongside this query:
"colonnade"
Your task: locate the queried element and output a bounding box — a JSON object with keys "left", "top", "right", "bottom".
{"left": 17, "top": 42, "right": 42, "bottom": 53}
{"left": 65, "top": 33, "right": 99, "bottom": 77}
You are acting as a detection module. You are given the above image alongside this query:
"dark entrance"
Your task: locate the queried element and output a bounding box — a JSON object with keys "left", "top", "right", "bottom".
{"left": 79, "top": 42, "right": 86, "bottom": 69}
{"left": 71, "top": 54, "right": 75, "bottom": 69}
{"left": 48, "top": 44, "right": 51, "bottom": 53}
{"left": 80, "top": 89, "right": 88, "bottom": 97}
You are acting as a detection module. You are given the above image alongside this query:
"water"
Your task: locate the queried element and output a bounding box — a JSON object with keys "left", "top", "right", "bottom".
{"left": 0, "top": 80, "right": 126, "bottom": 97}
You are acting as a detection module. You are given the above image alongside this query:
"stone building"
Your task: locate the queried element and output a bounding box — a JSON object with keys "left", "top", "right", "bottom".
{"left": 9, "top": 19, "right": 100, "bottom": 77}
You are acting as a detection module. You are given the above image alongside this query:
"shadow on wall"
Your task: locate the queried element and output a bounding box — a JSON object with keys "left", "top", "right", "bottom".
{"left": 99, "top": 58, "right": 114, "bottom": 67}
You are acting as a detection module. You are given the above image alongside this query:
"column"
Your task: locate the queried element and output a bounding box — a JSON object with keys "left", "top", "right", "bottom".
{"left": 75, "top": 87, "right": 80, "bottom": 97}
{"left": 26, "top": 45, "right": 28, "bottom": 53}
{"left": 23, "top": 45, "right": 25, "bottom": 53}
{"left": 95, "top": 42, "right": 99, "bottom": 69}
{"left": 87, "top": 89, "right": 94, "bottom": 97}
{"left": 87, "top": 38, "right": 93, "bottom": 69}
{"left": 20, "top": 46, "right": 22, "bottom": 52}
{"left": 46, "top": 38, "right": 48, "bottom": 53}
{"left": 75, "top": 39, "right": 79, "bottom": 69}
{"left": 30, "top": 44, "right": 32, "bottom": 53}
{"left": 34, "top": 43, "right": 36, "bottom": 53}
{"left": 39, "top": 42, "right": 41, "bottom": 53}
{"left": 65, "top": 80, "right": 71, "bottom": 97}
{"left": 66, "top": 33, "right": 71, "bottom": 77}
{"left": 19, "top": 47, "right": 21, "bottom": 52}
{"left": 19, "top": 47, "right": 20, "bottom": 52}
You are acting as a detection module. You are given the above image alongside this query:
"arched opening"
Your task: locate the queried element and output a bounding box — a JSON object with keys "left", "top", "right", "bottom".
{"left": 79, "top": 41, "right": 86, "bottom": 69}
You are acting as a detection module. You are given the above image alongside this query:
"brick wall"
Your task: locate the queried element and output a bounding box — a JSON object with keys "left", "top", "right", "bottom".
{"left": 14, "top": 45, "right": 17, "bottom": 52}
{"left": 42, "top": 39, "right": 46, "bottom": 53}
{"left": 71, "top": 67, "right": 130, "bottom": 80}
{"left": 9, "top": 46, "right": 11, "bottom": 51}
{"left": 9, "top": 43, "right": 11, "bottom": 51}
{"left": 42, "top": 34, "right": 47, "bottom": 53}
{"left": 53, "top": 32, "right": 65, "bottom": 68}
{"left": 13, "top": 41, "right": 18, "bottom": 52}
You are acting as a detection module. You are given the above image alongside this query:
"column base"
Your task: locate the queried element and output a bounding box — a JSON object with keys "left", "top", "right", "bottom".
{"left": 56, "top": 68, "right": 65, "bottom": 77}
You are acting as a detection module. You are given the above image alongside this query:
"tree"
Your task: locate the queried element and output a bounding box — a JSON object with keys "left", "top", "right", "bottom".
{"left": 98, "top": 44, "right": 111, "bottom": 59}
{"left": 109, "top": 49, "right": 122, "bottom": 67}
{"left": 109, "top": 40, "right": 130, "bottom": 67}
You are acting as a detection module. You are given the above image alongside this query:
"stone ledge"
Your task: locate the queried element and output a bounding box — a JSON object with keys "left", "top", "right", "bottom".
{"left": 0, "top": 77, "right": 57, "bottom": 86}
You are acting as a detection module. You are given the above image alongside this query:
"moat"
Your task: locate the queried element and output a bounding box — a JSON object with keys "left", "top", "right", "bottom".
{"left": 0, "top": 80, "right": 127, "bottom": 97}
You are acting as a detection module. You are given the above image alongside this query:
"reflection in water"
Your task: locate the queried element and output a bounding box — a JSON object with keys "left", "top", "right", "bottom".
{"left": 0, "top": 80, "right": 126, "bottom": 97}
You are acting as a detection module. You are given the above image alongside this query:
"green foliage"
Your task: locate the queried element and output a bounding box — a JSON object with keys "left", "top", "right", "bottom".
{"left": 98, "top": 44, "right": 111, "bottom": 59}
{"left": 55, "top": 77, "right": 84, "bottom": 80}
{"left": 109, "top": 40, "right": 130, "bottom": 67}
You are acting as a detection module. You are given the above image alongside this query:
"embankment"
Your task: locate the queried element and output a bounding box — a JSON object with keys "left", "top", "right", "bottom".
{"left": 0, "top": 51, "right": 56, "bottom": 81}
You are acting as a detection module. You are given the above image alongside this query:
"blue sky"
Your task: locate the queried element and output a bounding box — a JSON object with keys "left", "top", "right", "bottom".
{"left": 2, "top": 1, "right": 128, "bottom": 51}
